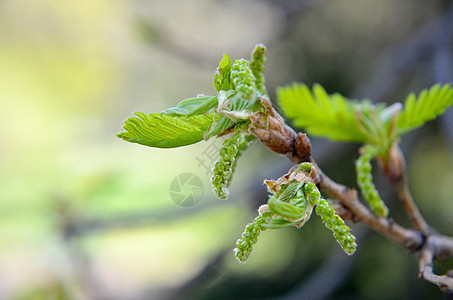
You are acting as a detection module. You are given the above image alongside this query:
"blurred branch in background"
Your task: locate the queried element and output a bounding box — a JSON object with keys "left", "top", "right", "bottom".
{"left": 352, "top": 2, "right": 453, "bottom": 102}
{"left": 431, "top": 6, "right": 453, "bottom": 157}
{"left": 60, "top": 199, "right": 232, "bottom": 237}
{"left": 53, "top": 196, "right": 109, "bottom": 300}
{"left": 276, "top": 228, "right": 366, "bottom": 300}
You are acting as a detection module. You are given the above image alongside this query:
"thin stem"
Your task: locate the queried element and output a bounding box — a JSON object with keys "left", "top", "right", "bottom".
{"left": 392, "top": 178, "right": 430, "bottom": 234}
{"left": 380, "top": 143, "right": 431, "bottom": 234}
{"left": 428, "top": 234, "right": 453, "bottom": 260}
{"left": 249, "top": 101, "right": 453, "bottom": 292}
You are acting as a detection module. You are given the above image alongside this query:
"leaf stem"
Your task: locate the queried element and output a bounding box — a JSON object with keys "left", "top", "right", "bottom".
{"left": 392, "top": 178, "right": 430, "bottom": 234}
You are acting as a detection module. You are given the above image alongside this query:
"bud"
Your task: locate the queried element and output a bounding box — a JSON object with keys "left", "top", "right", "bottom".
{"left": 378, "top": 142, "right": 406, "bottom": 182}
{"left": 291, "top": 133, "right": 312, "bottom": 162}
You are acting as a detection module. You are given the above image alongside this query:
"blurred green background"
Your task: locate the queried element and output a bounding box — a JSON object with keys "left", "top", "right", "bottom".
{"left": 1, "top": 0, "right": 453, "bottom": 299}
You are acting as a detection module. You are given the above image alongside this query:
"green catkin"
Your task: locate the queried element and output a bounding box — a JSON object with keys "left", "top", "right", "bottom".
{"left": 211, "top": 124, "right": 253, "bottom": 199}
{"left": 304, "top": 182, "right": 357, "bottom": 255}
{"left": 315, "top": 197, "right": 357, "bottom": 255}
{"left": 304, "top": 181, "right": 321, "bottom": 206}
{"left": 249, "top": 44, "right": 267, "bottom": 97}
{"left": 235, "top": 165, "right": 357, "bottom": 263}
{"left": 356, "top": 145, "right": 389, "bottom": 217}
{"left": 234, "top": 212, "right": 271, "bottom": 263}
{"left": 231, "top": 59, "right": 256, "bottom": 100}
{"left": 231, "top": 133, "right": 255, "bottom": 174}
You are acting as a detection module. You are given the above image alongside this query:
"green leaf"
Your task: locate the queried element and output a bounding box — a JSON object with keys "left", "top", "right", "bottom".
{"left": 229, "top": 94, "right": 258, "bottom": 111}
{"left": 205, "top": 114, "right": 235, "bottom": 139}
{"left": 278, "top": 181, "right": 304, "bottom": 202}
{"left": 117, "top": 112, "right": 214, "bottom": 148}
{"left": 204, "top": 95, "right": 258, "bottom": 139}
{"left": 161, "top": 96, "right": 218, "bottom": 117}
{"left": 397, "top": 84, "right": 453, "bottom": 135}
{"left": 277, "top": 83, "right": 369, "bottom": 143}
{"left": 268, "top": 194, "right": 303, "bottom": 221}
{"left": 214, "top": 54, "right": 232, "bottom": 92}
{"left": 263, "top": 216, "right": 298, "bottom": 229}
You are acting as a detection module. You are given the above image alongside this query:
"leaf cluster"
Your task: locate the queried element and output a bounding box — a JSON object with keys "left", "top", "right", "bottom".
{"left": 117, "top": 43, "right": 453, "bottom": 266}
{"left": 277, "top": 82, "right": 452, "bottom": 223}
{"left": 277, "top": 83, "right": 453, "bottom": 154}
{"left": 118, "top": 46, "right": 269, "bottom": 149}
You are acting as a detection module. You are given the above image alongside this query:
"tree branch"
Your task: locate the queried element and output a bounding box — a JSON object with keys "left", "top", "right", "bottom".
{"left": 377, "top": 143, "right": 431, "bottom": 234}
{"left": 418, "top": 236, "right": 453, "bottom": 293}
{"left": 249, "top": 99, "right": 453, "bottom": 292}
{"left": 391, "top": 178, "right": 430, "bottom": 234}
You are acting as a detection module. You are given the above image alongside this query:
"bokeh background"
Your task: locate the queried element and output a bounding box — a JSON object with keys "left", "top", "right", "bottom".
{"left": 1, "top": 0, "right": 453, "bottom": 299}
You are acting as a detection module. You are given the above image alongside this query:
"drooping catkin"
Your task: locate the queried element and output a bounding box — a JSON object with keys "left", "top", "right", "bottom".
{"left": 211, "top": 124, "right": 253, "bottom": 199}
{"left": 356, "top": 145, "right": 389, "bottom": 217}
{"left": 304, "top": 182, "right": 357, "bottom": 255}
{"left": 233, "top": 212, "right": 270, "bottom": 263}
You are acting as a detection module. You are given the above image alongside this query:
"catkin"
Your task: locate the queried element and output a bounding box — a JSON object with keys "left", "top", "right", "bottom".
{"left": 231, "top": 59, "right": 256, "bottom": 100}
{"left": 356, "top": 145, "right": 389, "bottom": 217}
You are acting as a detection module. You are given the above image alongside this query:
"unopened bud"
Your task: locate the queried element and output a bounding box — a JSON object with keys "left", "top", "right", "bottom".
{"left": 378, "top": 142, "right": 405, "bottom": 182}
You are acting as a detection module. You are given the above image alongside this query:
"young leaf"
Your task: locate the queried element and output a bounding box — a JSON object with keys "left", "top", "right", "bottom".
{"left": 204, "top": 95, "right": 258, "bottom": 139}
{"left": 117, "top": 112, "right": 214, "bottom": 148}
{"left": 161, "top": 96, "right": 217, "bottom": 117}
{"left": 268, "top": 194, "right": 303, "bottom": 221}
{"left": 263, "top": 216, "right": 299, "bottom": 229}
{"left": 277, "top": 83, "right": 369, "bottom": 143}
{"left": 205, "top": 114, "right": 235, "bottom": 139}
{"left": 397, "top": 84, "right": 453, "bottom": 135}
{"left": 214, "top": 54, "right": 232, "bottom": 92}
